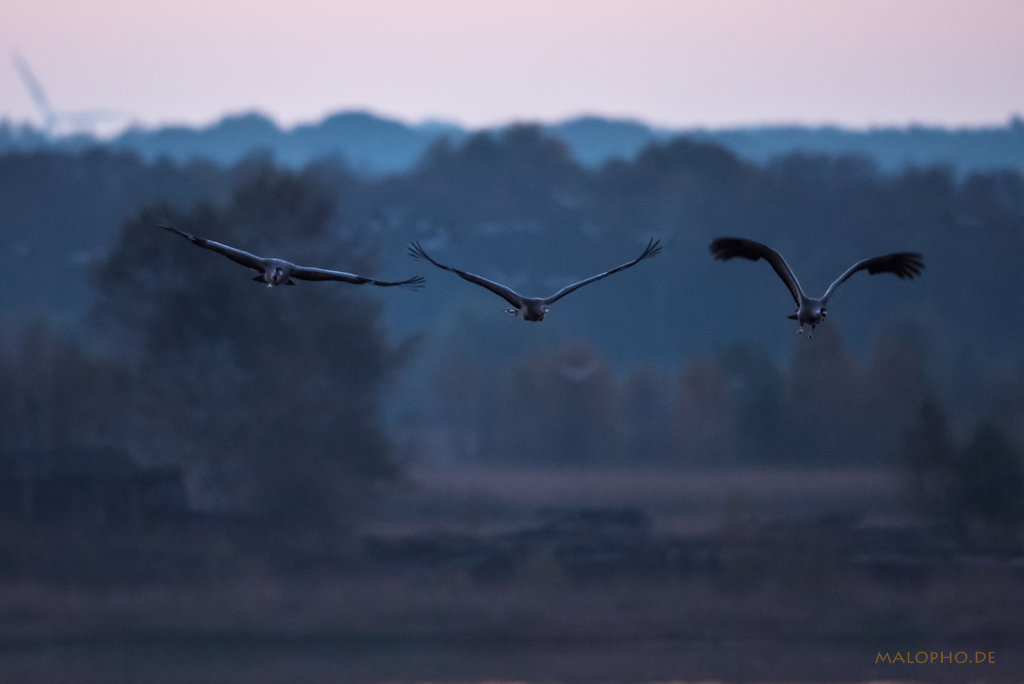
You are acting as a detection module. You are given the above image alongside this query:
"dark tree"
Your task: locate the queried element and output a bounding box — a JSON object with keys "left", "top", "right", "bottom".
{"left": 92, "top": 167, "right": 411, "bottom": 527}
{"left": 902, "top": 401, "right": 958, "bottom": 524}
{"left": 955, "top": 423, "right": 1024, "bottom": 537}
{"left": 904, "top": 405, "right": 1024, "bottom": 542}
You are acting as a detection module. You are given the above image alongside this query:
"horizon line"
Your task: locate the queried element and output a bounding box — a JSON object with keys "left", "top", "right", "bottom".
{"left": 4, "top": 107, "right": 1024, "bottom": 141}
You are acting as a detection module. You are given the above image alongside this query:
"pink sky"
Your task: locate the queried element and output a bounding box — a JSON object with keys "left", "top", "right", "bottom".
{"left": 2, "top": 0, "right": 1023, "bottom": 133}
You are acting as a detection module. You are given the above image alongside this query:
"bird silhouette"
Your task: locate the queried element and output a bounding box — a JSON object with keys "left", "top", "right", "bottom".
{"left": 158, "top": 220, "right": 424, "bottom": 289}
{"left": 710, "top": 236, "right": 923, "bottom": 335}
{"left": 408, "top": 238, "right": 661, "bottom": 321}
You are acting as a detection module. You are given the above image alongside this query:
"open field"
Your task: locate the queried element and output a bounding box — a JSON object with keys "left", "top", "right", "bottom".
{"left": 367, "top": 464, "right": 908, "bottom": 535}
{"left": 0, "top": 569, "right": 1020, "bottom": 682}
{"left": 0, "top": 465, "right": 1021, "bottom": 681}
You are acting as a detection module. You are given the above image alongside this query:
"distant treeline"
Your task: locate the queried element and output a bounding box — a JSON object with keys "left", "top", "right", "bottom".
{"left": 3, "top": 110, "right": 1024, "bottom": 175}
{"left": 1, "top": 126, "right": 1023, "bottom": 529}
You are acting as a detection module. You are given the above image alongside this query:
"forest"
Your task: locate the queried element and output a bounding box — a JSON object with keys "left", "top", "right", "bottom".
{"left": 1, "top": 126, "right": 1023, "bottom": 680}
{"left": 5, "top": 110, "right": 1024, "bottom": 175}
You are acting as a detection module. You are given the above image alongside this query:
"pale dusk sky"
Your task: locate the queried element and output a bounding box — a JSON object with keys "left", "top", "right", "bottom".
{"left": 2, "top": 0, "right": 1023, "bottom": 134}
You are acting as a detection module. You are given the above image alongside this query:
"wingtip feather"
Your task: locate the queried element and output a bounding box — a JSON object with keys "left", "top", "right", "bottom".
{"left": 407, "top": 241, "right": 427, "bottom": 262}
{"left": 403, "top": 275, "right": 427, "bottom": 290}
